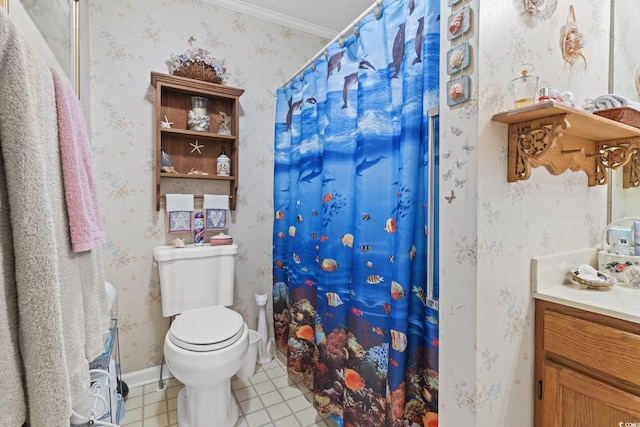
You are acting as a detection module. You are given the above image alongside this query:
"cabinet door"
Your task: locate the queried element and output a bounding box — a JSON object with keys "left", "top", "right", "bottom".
{"left": 541, "top": 362, "right": 640, "bottom": 427}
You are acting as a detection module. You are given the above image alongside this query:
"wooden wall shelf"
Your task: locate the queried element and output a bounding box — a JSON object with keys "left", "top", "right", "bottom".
{"left": 492, "top": 101, "right": 640, "bottom": 186}
{"left": 151, "top": 72, "right": 244, "bottom": 210}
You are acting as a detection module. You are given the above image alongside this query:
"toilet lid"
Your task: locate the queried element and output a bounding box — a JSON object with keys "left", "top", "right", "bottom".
{"left": 169, "top": 306, "right": 245, "bottom": 352}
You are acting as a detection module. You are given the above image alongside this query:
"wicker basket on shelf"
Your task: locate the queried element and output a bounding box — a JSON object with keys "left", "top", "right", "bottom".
{"left": 593, "top": 107, "right": 640, "bottom": 128}
{"left": 597, "top": 216, "right": 640, "bottom": 282}
{"left": 173, "top": 63, "right": 222, "bottom": 84}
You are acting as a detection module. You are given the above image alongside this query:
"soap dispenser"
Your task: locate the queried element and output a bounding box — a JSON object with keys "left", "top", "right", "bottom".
{"left": 216, "top": 147, "right": 230, "bottom": 176}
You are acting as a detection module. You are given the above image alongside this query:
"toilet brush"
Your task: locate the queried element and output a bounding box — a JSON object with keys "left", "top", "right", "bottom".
{"left": 255, "top": 293, "right": 274, "bottom": 364}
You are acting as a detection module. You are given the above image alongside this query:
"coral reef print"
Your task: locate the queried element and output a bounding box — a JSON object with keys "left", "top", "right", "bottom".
{"left": 273, "top": 0, "right": 440, "bottom": 425}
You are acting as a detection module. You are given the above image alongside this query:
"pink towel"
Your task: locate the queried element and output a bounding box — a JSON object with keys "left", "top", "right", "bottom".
{"left": 51, "top": 69, "right": 106, "bottom": 252}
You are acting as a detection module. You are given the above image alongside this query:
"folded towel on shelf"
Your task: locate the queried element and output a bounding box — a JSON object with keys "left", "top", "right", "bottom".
{"left": 592, "top": 94, "right": 640, "bottom": 111}
{"left": 203, "top": 194, "right": 229, "bottom": 210}
{"left": 52, "top": 68, "right": 106, "bottom": 253}
{"left": 165, "top": 194, "right": 194, "bottom": 233}
{"left": 165, "top": 193, "right": 194, "bottom": 212}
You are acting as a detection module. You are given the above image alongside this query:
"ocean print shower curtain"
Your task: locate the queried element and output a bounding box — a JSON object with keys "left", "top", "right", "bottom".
{"left": 272, "top": 0, "right": 439, "bottom": 426}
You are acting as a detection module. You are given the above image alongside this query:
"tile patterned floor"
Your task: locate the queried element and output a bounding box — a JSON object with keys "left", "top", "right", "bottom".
{"left": 121, "top": 353, "right": 339, "bottom": 427}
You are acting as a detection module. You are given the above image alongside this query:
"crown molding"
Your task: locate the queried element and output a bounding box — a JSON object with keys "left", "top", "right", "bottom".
{"left": 201, "top": 0, "right": 336, "bottom": 39}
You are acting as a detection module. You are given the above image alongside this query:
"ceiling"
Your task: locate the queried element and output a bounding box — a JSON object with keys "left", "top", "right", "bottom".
{"left": 204, "top": 0, "right": 376, "bottom": 39}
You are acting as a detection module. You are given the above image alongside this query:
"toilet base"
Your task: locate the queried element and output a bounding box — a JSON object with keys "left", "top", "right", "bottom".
{"left": 176, "top": 384, "right": 238, "bottom": 427}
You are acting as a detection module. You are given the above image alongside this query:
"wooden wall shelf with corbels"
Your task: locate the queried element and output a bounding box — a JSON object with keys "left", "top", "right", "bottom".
{"left": 492, "top": 101, "right": 640, "bottom": 186}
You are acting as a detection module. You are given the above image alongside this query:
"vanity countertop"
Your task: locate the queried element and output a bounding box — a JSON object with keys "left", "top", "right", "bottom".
{"left": 531, "top": 247, "right": 640, "bottom": 324}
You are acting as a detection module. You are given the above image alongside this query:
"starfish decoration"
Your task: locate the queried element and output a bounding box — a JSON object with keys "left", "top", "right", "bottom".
{"left": 160, "top": 115, "right": 173, "bottom": 129}
{"left": 190, "top": 140, "right": 204, "bottom": 154}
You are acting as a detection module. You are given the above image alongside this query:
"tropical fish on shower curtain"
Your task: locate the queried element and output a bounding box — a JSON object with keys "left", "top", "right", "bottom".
{"left": 273, "top": 0, "right": 440, "bottom": 426}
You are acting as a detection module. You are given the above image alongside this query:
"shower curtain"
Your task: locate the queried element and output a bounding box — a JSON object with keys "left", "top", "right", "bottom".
{"left": 273, "top": 0, "right": 439, "bottom": 426}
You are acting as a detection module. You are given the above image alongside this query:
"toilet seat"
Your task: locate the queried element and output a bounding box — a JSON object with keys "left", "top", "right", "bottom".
{"left": 168, "top": 306, "right": 245, "bottom": 352}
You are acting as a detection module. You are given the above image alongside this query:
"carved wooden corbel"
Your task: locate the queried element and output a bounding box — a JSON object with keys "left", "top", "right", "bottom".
{"left": 493, "top": 102, "right": 640, "bottom": 186}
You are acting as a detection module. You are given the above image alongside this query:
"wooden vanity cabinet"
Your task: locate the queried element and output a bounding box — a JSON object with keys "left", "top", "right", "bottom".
{"left": 535, "top": 300, "right": 640, "bottom": 426}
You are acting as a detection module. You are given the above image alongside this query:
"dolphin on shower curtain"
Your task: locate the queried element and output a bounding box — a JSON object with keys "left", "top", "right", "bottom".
{"left": 273, "top": 0, "right": 440, "bottom": 426}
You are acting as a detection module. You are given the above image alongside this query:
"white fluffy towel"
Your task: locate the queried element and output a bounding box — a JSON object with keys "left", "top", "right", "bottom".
{"left": 166, "top": 193, "right": 195, "bottom": 212}
{"left": 0, "top": 9, "right": 109, "bottom": 427}
{"left": 592, "top": 94, "right": 640, "bottom": 111}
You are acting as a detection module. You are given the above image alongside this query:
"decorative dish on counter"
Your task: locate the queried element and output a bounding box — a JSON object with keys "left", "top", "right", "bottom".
{"left": 569, "top": 269, "right": 616, "bottom": 290}
{"left": 210, "top": 233, "right": 233, "bottom": 246}
{"left": 622, "top": 265, "right": 640, "bottom": 289}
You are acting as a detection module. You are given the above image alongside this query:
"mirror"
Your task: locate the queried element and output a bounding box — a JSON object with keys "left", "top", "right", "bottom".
{"left": 21, "top": 0, "right": 75, "bottom": 81}
{"left": 2, "top": 0, "right": 76, "bottom": 85}
{"left": 610, "top": 0, "right": 640, "bottom": 221}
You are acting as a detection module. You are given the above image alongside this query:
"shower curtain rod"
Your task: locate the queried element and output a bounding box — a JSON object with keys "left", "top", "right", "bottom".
{"left": 284, "top": 0, "right": 383, "bottom": 86}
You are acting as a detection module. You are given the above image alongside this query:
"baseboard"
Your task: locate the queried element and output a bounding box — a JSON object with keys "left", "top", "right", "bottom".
{"left": 121, "top": 363, "right": 173, "bottom": 389}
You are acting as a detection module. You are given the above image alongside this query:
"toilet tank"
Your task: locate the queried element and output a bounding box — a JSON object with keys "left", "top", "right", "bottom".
{"left": 154, "top": 244, "right": 237, "bottom": 317}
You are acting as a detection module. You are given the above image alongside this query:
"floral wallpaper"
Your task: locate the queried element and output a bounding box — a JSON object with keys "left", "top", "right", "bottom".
{"left": 86, "top": 0, "right": 326, "bottom": 372}
{"left": 439, "top": 0, "right": 609, "bottom": 425}
{"left": 18, "top": 0, "right": 614, "bottom": 425}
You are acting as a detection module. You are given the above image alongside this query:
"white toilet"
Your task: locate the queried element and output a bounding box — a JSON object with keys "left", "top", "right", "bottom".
{"left": 154, "top": 244, "right": 249, "bottom": 427}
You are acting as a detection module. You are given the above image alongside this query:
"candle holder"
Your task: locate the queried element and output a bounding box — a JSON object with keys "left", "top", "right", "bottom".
{"left": 187, "top": 96, "right": 210, "bottom": 132}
